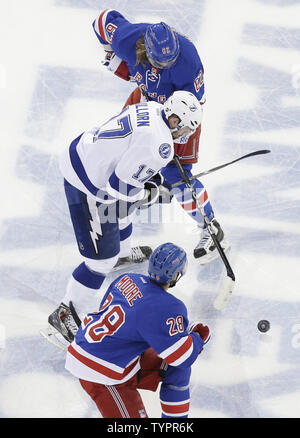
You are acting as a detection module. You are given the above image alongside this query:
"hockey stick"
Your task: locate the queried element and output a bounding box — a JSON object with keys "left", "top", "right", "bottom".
{"left": 172, "top": 149, "right": 270, "bottom": 188}
{"left": 173, "top": 154, "right": 235, "bottom": 310}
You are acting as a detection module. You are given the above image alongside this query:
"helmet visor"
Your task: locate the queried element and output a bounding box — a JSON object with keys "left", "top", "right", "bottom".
{"left": 181, "top": 258, "right": 188, "bottom": 277}
{"left": 147, "top": 53, "right": 179, "bottom": 69}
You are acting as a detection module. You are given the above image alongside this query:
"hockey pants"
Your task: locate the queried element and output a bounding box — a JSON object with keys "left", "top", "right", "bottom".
{"left": 62, "top": 177, "right": 134, "bottom": 315}
{"left": 79, "top": 348, "right": 191, "bottom": 418}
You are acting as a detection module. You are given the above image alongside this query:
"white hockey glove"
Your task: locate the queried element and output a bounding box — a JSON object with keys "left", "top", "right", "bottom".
{"left": 101, "top": 50, "right": 123, "bottom": 73}
{"left": 101, "top": 49, "right": 130, "bottom": 81}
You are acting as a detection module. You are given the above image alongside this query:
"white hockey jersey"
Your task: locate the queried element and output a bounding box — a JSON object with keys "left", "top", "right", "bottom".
{"left": 59, "top": 102, "right": 174, "bottom": 203}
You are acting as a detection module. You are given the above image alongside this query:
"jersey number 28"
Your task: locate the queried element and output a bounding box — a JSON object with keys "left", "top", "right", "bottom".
{"left": 83, "top": 294, "right": 125, "bottom": 343}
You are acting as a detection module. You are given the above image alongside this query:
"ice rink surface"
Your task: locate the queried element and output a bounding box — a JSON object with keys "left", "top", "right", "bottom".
{"left": 1, "top": 0, "right": 300, "bottom": 419}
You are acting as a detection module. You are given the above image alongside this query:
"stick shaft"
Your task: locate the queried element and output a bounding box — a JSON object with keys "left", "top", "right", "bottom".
{"left": 172, "top": 149, "right": 270, "bottom": 188}
{"left": 173, "top": 155, "right": 235, "bottom": 281}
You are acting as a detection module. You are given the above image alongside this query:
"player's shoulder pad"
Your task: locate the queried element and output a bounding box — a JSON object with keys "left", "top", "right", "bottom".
{"left": 174, "top": 34, "right": 202, "bottom": 71}
{"left": 113, "top": 22, "right": 146, "bottom": 65}
{"left": 158, "top": 292, "right": 188, "bottom": 321}
{"left": 139, "top": 284, "right": 187, "bottom": 320}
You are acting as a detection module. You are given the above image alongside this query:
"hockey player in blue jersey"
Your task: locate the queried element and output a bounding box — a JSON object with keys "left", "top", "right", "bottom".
{"left": 65, "top": 242, "right": 210, "bottom": 418}
{"left": 93, "top": 9, "right": 230, "bottom": 264}
{"left": 44, "top": 91, "right": 203, "bottom": 347}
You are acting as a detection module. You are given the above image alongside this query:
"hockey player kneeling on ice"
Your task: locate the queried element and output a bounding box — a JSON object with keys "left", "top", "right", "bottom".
{"left": 64, "top": 242, "right": 210, "bottom": 418}
{"left": 46, "top": 91, "right": 204, "bottom": 343}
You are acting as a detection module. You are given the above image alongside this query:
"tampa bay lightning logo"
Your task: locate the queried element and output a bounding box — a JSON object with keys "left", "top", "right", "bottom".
{"left": 159, "top": 143, "right": 171, "bottom": 159}
{"left": 189, "top": 103, "right": 198, "bottom": 112}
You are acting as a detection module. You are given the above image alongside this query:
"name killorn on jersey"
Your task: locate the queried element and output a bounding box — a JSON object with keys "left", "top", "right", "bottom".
{"left": 135, "top": 103, "right": 150, "bottom": 127}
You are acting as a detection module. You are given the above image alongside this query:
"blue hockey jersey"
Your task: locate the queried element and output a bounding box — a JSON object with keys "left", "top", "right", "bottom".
{"left": 93, "top": 9, "right": 205, "bottom": 104}
{"left": 65, "top": 273, "right": 204, "bottom": 385}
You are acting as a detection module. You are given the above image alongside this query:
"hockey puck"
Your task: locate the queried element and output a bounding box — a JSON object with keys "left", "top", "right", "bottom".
{"left": 257, "top": 320, "right": 270, "bottom": 333}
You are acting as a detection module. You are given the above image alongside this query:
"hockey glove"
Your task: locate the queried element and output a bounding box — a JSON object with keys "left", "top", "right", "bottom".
{"left": 188, "top": 322, "right": 210, "bottom": 344}
{"left": 138, "top": 181, "right": 159, "bottom": 210}
{"left": 147, "top": 173, "right": 173, "bottom": 204}
{"left": 101, "top": 51, "right": 130, "bottom": 81}
{"left": 149, "top": 172, "right": 163, "bottom": 187}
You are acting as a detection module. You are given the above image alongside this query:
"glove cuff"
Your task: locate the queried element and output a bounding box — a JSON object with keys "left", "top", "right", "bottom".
{"left": 107, "top": 54, "right": 123, "bottom": 73}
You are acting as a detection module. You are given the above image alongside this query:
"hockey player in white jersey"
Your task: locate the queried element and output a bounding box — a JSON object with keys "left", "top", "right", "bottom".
{"left": 45, "top": 91, "right": 203, "bottom": 345}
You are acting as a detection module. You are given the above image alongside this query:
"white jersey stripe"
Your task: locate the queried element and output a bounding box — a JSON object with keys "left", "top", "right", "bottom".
{"left": 160, "top": 399, "right": 190, "bottom": 406}
{"left": 161, "top": 409, "right": 190, "bottom": 417}
{"left": 159, "top": 336, "right": 189, "bottom": 359}
{"left": 169, "top": 342, "right": 194, "bottom": 366}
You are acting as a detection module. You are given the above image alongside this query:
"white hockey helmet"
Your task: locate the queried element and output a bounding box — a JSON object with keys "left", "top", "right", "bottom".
{"left": 163, "top": 91, "right": 203, "bottom": 134}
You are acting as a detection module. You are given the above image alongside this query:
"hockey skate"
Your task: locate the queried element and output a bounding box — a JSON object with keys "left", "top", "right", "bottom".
{"left": 40, "top": 302, "right": 81, "bottom": 351}
{"left": 112, "top": 246, "right": 153, "bottom": 271}
{"left": 194, "top": 219, "right": 230, "bottom": 265}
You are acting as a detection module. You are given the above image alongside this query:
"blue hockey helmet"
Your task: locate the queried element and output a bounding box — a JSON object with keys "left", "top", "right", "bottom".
{"left": 144, "top": 22, "right": 180, "bottom": 69}
{"left": 148, "top": 242, "right": 187, "bottom": 286}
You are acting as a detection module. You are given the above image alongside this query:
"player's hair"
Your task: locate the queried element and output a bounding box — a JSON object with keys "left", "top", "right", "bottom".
{"left": 135, "top": 35, "right": 148, "bottom": 67}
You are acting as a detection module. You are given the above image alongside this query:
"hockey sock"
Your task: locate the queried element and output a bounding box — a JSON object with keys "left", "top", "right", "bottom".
{"left": 161, "top": 163, "right": 214, "bottom": 228}
{"left": 174, "top": 179, "right": 214, "bottom": 227}
{"left": 118, "top": 221, "right": 133, "bottom": 258}
{"left": 159, "top": 383, "right": 190, "bottom": 418}
{"left": 62, "top": 262, "right": 106, "bottom": 316}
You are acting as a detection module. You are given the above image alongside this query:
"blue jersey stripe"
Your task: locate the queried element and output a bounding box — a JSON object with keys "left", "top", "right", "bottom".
{"left": 69, "top": 134, "right": 100, "bottom": 196}
{"left": 108, "top": 171, "right": 143, "bottom": 200}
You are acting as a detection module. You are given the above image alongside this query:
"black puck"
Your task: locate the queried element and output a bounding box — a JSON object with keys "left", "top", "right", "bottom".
{"left": 257, "top": 320, "right": 270, "bottom": 332}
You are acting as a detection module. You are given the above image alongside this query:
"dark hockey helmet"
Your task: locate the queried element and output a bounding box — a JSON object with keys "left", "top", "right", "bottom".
{"left": 148, "top": 242, "right": 187, "bottom": 287}
{"left": 144, "top": 22, "right": 180, "bottom": 69}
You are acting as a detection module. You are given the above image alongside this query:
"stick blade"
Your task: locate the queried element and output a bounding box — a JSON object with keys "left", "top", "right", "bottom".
{"left": 213, "top": 276, "right": 235, "bottom": 310}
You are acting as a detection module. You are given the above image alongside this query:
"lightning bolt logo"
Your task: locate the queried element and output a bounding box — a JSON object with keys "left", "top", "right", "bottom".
{"left": 87, "top": 197, "right": 102, "bottom": 254}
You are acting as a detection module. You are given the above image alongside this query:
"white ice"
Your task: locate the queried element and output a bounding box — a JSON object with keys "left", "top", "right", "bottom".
{"left": 1, "top": 0, "right": 300, "bottom": 418}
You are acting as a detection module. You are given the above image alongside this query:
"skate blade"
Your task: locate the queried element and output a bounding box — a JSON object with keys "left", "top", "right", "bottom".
{"left": 40, "top": 325, "right": 69, "bottom": 352}
{"left": 197, "top": 242, "right": 231, "bottom": 265}
{"left": 111, "top": 260, "right": 147, "bottom": 272}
